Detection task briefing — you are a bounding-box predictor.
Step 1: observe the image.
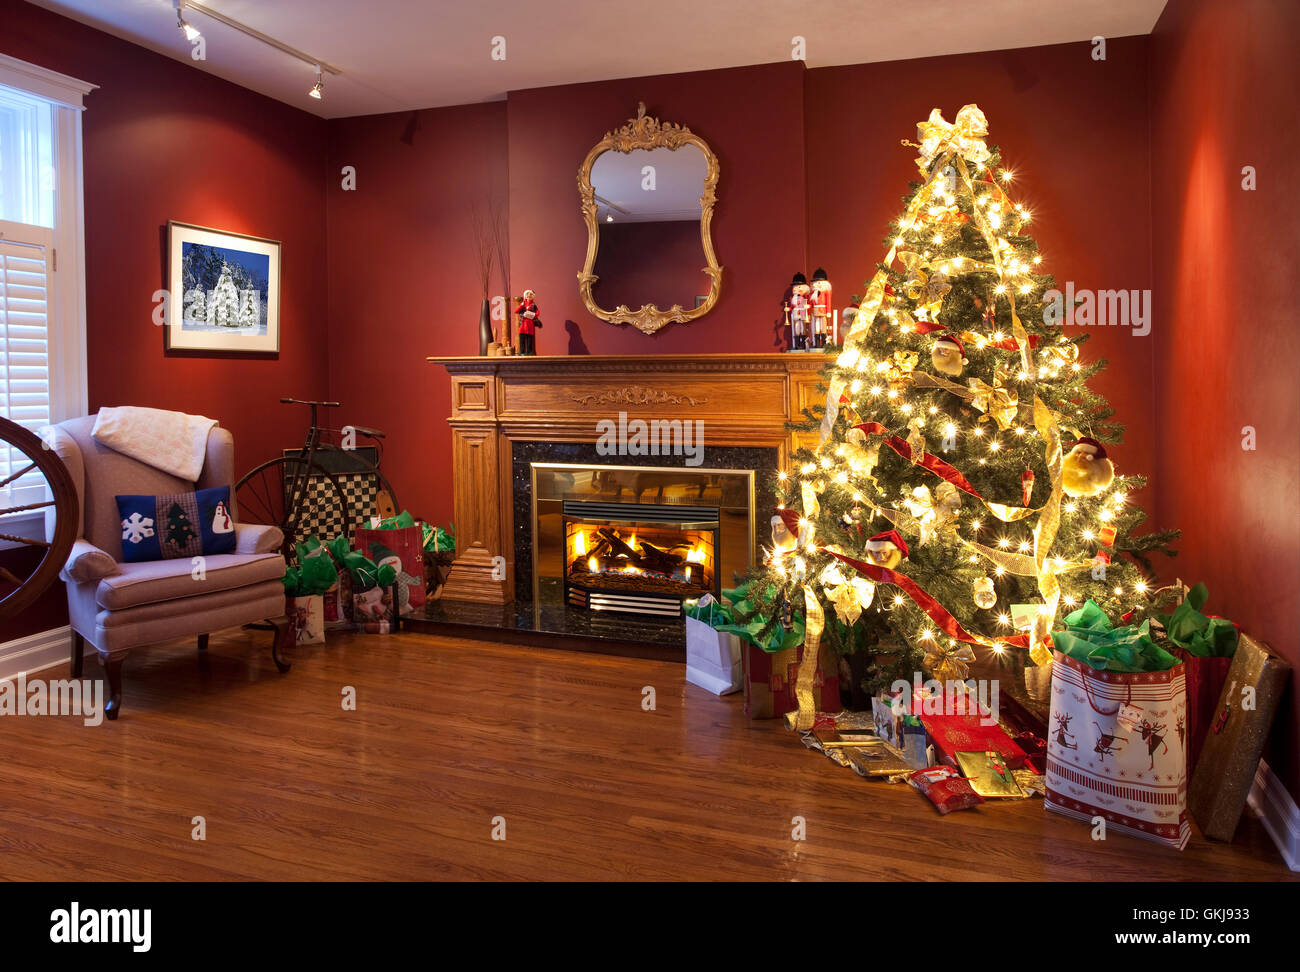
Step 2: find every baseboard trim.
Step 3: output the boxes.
[0,625,81,681]
[1248,759,1300,871]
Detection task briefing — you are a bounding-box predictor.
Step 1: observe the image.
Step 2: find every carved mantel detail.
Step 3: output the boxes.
[570,386,708,407]
[427,354,827,605]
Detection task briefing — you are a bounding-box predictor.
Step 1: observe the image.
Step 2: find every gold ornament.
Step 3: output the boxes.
[886,350,919,391]
[973,575,997,609]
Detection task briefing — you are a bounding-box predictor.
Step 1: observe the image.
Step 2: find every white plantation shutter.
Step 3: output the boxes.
[0,222,53,511]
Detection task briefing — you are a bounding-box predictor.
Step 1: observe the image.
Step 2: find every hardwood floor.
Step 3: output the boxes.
[0,627,1293,881]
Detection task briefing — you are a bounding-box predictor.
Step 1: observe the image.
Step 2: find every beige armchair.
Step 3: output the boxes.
[50,416,289,720]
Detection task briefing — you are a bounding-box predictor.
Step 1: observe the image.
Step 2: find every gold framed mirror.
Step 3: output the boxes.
[577,104,722,335]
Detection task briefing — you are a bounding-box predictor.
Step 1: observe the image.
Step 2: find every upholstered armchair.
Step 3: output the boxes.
[50,416,290,720]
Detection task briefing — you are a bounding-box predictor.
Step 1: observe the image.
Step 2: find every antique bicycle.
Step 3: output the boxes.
[234,398,400,555]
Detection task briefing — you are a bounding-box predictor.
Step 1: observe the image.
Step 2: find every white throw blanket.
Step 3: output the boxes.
[91,406,218,482]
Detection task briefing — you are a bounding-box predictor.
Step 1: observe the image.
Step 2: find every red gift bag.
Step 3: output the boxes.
[1171,647,1232,776]
[352,523,426,617]
[743,642,841,720]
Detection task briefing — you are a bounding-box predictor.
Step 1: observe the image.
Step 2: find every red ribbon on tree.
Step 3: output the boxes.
[828,548,1030,651]
[855,422,983,500]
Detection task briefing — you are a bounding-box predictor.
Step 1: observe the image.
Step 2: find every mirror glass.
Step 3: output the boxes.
[590,145,711,312]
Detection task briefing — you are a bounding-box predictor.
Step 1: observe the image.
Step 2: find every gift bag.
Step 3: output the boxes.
[287,594,325,645]
[1045,650,1189,850]
[352,585,394,634]
[685,595,743,696]
[353,514,426,618]
[743,642,841,720]
[1171,648,1231,776]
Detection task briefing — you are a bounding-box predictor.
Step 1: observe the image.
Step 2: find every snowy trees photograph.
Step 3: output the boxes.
[179,241,269,333]
[166,221,282,353]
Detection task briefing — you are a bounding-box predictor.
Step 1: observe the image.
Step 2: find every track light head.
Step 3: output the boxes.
[309,66,323,100]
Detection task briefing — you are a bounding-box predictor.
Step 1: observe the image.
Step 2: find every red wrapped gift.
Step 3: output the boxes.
[920,711,1027,769]
[1171,646,1232,776]
[744,642,841,720]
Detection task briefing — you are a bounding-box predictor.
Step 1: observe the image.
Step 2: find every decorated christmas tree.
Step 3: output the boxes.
[165,502,197,551]
[740,105,1178,716]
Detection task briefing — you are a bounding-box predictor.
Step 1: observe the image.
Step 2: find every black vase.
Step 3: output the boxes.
[478,299,492,355]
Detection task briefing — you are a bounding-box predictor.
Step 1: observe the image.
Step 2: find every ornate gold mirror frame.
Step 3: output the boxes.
[577,104,722,335]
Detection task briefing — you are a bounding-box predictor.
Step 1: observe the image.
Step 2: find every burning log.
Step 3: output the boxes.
[636,540,685,574]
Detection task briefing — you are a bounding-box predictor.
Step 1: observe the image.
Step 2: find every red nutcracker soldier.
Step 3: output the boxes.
[810,267,833,349]
[785,272,811,351]
[515,289,543,356]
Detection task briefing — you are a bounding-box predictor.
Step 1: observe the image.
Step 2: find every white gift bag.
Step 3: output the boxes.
[289,594,325,646]
[1045,650,1189,850]
[686,594,743,696]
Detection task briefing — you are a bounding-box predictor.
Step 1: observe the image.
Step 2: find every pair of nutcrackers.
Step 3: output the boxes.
[784,268,833,351]
[514,289,543,356]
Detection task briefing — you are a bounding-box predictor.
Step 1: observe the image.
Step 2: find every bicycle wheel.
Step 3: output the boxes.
[235,456,350,556]
[0,417,78,624]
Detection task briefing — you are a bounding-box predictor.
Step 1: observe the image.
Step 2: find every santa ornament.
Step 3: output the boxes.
[864,529,909,570]
[1062,436,1116,497]
[931,333,967,377]
[810,267,833,349]
[515,290,543,356]
[786,272,811,351]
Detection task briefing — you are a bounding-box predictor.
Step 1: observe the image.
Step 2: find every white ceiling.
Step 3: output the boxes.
[25,0,1169,119]
[593,146,707,221]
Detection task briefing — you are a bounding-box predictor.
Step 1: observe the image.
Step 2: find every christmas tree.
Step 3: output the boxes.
[165,502,197,551]
[210,264,241,328]
[741,105,1178,715]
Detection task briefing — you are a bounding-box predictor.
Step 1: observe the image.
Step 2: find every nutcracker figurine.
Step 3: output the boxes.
[786,272,811,351]
[515,289,543,356]
[810,267,832,349]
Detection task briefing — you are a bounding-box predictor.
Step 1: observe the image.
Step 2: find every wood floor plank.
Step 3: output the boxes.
[0,626,1293,881]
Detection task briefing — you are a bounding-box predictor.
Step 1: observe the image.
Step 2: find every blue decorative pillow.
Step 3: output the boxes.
[115,485,237,563]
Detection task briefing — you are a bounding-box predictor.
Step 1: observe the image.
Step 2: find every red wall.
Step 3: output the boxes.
[0,0,330,481]
[1149,0,1300,799]
[508,62,809,357]
[325,103,509,524]
[2,0,328,641]
[806,37,1157,491]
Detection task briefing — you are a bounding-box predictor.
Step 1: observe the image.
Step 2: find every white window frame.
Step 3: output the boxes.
[0,54,95,546]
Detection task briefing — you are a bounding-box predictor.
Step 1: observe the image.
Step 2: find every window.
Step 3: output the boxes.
[0,54,93,530]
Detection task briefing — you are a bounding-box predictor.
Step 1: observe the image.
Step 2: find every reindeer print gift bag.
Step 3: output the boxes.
[1045,650,1189,850]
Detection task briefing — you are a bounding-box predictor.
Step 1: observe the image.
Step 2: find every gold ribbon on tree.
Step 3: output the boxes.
[914,104,992,172]
[793,583,826,730]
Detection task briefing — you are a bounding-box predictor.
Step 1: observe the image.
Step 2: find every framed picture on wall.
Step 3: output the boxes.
[166,221,281,353]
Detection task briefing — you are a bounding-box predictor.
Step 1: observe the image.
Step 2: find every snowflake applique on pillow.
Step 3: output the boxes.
[121,512,155,544]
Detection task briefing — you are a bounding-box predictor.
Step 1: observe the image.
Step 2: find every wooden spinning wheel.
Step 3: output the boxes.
[0,416,77,624]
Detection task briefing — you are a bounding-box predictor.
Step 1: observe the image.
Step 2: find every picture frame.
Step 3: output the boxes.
[166,220,281,353]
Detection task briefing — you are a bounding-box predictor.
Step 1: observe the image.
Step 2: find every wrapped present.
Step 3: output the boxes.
[282,548,338,645]
[684,595,743,696]
[908,766,983,815]
[1045,648,1189,850]
[744,642,840,720]
[920,710,1027,769]
[1189,634,1290,841]
[955,750,1025,798]
[354,511,426,618]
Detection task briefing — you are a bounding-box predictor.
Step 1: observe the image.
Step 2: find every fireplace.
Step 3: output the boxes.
[532,463,753,618]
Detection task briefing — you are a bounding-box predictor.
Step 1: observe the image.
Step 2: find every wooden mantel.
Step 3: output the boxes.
[427,353,827,603]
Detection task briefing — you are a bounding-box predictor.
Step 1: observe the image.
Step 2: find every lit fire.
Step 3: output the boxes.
[573,530,588,558]
[685,544,707,564]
